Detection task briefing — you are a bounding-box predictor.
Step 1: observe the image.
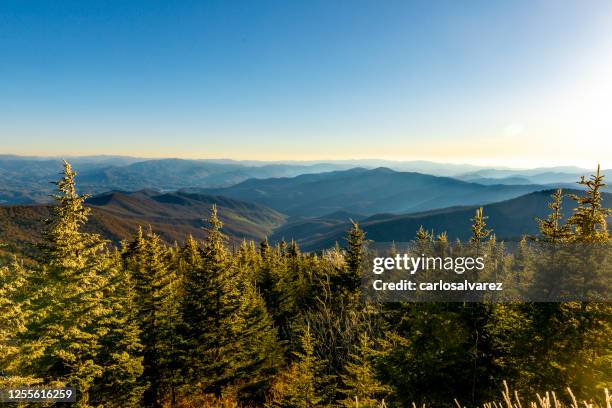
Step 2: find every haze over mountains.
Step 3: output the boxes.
[1,154,609,253]
[1,155,605,205]
[197,167,572,216]
[272,189,612,250]
[0,190,285,258]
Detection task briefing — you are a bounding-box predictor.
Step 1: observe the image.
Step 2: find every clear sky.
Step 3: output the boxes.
[1,0,611,167]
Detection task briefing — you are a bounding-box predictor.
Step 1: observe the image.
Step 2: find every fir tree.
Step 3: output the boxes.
[271,325,326,408]
[339,333,391,408]
[537,189,572,243]
[416,225,433,242]
[0,260,31,384]
[21,161,143,407]
[181,205,255,396]
[338,220,365,293]
[568,165,611,242]
[124,228,181,407]
[287,240,301,258]
[470,207,492,244]
[89,250,145,408]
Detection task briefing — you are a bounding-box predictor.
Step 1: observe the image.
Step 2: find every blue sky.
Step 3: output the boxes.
[1,0,611,167]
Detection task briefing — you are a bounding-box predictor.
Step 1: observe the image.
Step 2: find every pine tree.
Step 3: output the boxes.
[339,220,365,293]
[123,229,180,407]
[278,239,287,257]
[287,240,301,258]
[20,161,143,407]
[416,225,433,242]
[0,260,32,385]
[537,189,572,243]
[230,279,283,400]
[568,165,611,242]
[181,234,202,267]
[270,325,326,407]
[470,207,493,244]
[260,237,271,259]
[339,333,391,408]
[180,205,248,396]
[89,250,145,408]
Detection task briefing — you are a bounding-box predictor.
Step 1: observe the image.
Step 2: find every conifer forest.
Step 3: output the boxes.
[0,162,610,408]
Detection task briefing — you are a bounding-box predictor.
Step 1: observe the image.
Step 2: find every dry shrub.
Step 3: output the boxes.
[171,393,243,408]
[454,381,612,408]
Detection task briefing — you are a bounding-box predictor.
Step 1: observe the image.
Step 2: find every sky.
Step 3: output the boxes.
[1,0,611,167]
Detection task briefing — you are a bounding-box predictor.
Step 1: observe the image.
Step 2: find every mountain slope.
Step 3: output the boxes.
[198,167,550,217]
[0,156,352,204]
[0,190,286,258]
[457,167,610,186]
[272,189,612,251]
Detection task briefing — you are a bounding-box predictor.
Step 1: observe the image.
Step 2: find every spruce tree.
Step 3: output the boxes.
[123,228,180,407]
[339,333,391,408]
[339,220,365,294]
[181,205,248,395]
[271,325,326,407]
[470,207,492,244]
[568,165,611,242]
[537,189,572,243]
[0,260,32,385]
[287,240,301,258]
[231,279,283,400]
[89,250,145,408]
[20,161,143,407]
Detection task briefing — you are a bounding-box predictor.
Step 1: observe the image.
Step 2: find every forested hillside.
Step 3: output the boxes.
[0,156,349,204]
[275,189,612,250]
[198,167,553,216]
[0,190,284,260]
[0,162,610,407]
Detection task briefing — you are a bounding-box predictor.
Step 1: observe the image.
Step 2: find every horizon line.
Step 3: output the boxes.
[0,152,606,171]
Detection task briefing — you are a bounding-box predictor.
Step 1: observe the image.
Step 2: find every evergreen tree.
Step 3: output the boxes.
[182,205,280,398]
[338,220,365,293]
[339,333,391,408]
[124,228,181,407]
[568,165,611,242]
[20,161,143,407]
[287,240,301,258]
[0,260,32,384]
[269,325,326,407]
[470,207,492,244]
[416,225,433,242]
[537,189,572,243]
[89,250,145,408]
[230,279,283,400]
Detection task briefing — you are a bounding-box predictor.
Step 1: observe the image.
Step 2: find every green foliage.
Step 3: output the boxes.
[123,227,181,407]
[336,220,365,294]
[267,325,327,408]
[1,163,610,407]
[568,165,611,242]
[470,207,493,244]
[339,333,391,408]
[536,189,573,243]
[181,205,282,400]
[14,161,143,407]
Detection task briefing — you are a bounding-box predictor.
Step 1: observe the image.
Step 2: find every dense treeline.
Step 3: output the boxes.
[0,162,610,407]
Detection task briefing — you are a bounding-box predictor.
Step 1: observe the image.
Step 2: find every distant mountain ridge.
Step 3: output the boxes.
[0,190,285,258]
[196,167,554,216]
[457,167,610,186]
[1,154,606,205]
[271,189,612,251]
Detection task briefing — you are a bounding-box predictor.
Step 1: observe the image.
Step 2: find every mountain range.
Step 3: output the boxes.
[0,190,285,259]
[196,167,558,216]
[1,154,606,205]
[1,155,609,256]
[271,189,612,250]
